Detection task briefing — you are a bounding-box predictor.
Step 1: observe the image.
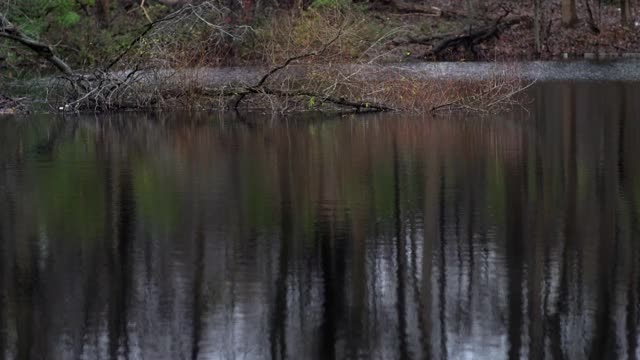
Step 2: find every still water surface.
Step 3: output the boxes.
[1,82,640,359]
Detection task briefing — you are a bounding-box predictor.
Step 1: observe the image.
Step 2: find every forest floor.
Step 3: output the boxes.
[369,0,640,62]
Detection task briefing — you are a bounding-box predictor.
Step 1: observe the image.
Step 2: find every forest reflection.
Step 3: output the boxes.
[1,82,640,359]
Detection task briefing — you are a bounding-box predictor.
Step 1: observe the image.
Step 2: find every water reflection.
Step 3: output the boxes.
[1,82,640,359]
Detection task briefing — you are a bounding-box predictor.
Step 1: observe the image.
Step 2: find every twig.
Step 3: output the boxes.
[233,25,345,110]
[140,0,152,23]
[104,8,185,71]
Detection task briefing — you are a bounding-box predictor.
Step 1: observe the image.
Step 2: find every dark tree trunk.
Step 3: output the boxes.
[562,0,578,27]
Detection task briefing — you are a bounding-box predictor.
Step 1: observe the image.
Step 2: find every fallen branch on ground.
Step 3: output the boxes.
[388,12,527,58]
[425,14,527,58]
[0,12,74,75]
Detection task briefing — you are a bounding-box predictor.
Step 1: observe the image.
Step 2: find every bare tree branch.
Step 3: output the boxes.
[0,12,74,75]
[233,26,345,110]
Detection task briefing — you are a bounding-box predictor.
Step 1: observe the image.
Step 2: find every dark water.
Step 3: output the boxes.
[1,82,640,359]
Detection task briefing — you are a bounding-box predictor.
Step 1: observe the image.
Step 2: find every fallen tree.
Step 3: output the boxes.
[1,3,531,114]
[390,11,528,59]
[427,15,527,58]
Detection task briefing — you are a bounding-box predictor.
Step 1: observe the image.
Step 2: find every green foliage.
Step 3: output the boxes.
[2,0,168,70]
[58,10,80,27]
[307,96,316,108]
[309,0,350,10]
[7,0,80,34]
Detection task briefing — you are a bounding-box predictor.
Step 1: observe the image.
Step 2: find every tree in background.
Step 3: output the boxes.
[562,0,578,26]
[621,0,631,26]
[533,0,543,54]
[96,0,109,26]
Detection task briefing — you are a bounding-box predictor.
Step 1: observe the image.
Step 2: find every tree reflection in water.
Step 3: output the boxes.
[0,82,639,359]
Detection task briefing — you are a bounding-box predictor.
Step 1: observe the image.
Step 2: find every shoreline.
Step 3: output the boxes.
[3,59,640,115]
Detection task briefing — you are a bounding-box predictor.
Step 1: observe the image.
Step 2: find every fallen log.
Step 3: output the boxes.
[425,15,527,59]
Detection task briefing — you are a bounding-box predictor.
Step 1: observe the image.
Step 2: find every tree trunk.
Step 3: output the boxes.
[466,0,475,31]
[621,0,631,26]
[561,0,578,27]
[534,0,542,54]
[96,0,110,26]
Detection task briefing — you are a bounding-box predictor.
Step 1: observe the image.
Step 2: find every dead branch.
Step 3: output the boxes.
[232,26,348,110]
[389,13,526,56]
[1,5,527,115]
[426,15,527,58]
[60,1,251,112]
[232,87,393,111]
[431,76,534,113]
[0,12,74,75]
[104,9,182,71]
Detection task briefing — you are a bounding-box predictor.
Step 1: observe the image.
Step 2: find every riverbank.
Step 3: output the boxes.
[7,58,640,115]
[1,62,530,114]
[2,0,638,115]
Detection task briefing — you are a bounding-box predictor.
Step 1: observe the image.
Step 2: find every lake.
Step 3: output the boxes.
[1,80,639,359]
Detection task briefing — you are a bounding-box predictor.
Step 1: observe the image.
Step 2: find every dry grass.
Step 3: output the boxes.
[246,6,410,65]
[240,64,531,113]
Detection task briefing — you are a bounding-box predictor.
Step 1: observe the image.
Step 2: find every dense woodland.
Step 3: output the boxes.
[1,0,638,73]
